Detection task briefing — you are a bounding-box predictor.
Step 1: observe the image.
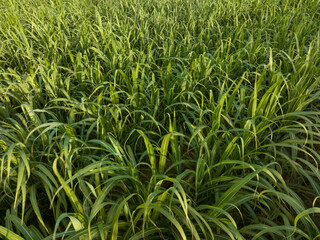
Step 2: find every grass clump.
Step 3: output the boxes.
[1,0,320,239]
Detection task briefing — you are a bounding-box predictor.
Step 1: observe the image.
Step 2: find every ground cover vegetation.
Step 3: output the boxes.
[0,0,320,239]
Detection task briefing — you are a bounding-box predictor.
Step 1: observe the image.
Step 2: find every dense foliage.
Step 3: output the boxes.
[1,0,320,239]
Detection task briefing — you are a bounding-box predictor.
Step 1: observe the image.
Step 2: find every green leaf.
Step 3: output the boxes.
[215,163,275,208]
[137,130,156,173]
[0,226,25,240]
